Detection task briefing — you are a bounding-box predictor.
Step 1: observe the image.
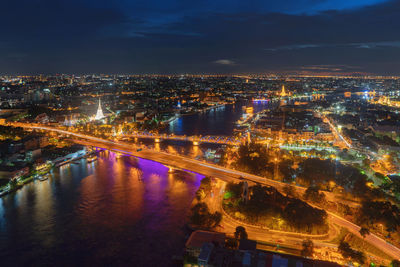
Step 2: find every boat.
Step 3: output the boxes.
[87,155,97,163]
[38,175,48,181]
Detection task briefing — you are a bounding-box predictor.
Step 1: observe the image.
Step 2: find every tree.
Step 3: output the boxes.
[195,188,206,201]
[200,176,212,193]
[235,142,271,174]
[234,226,248,240]
[338,240,365,265]
[279,159,296,182]
[190,202,222,229]
[297,158,335,186]
[282,184,296,197]
[359,227,370,251]
[190,202,210,226]
[303,186,326,204]
[358,200,400,234]
[210,212,222,228]
[337,203,352,217]
[225,182,243,199]
[359,227,370,238]
[301,239,314,257]
[391,259,400,267]
[283,199,327,233]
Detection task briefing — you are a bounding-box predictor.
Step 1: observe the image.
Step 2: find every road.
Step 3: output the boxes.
[322,115,351,148]
[11,123,400,260]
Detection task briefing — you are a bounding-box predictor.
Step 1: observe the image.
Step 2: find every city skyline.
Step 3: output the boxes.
[2,0,400,75]
[1,1,400,266]
[0,74,399,266]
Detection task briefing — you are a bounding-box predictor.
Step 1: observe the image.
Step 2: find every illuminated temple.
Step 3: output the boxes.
[95,98,105,120]
[280,85,288,97]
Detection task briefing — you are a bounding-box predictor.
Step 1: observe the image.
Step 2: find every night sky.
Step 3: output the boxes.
[2,0,400,75]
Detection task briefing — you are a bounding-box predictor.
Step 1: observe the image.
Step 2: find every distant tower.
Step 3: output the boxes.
[95,98,105,120]
[280,85,287,97]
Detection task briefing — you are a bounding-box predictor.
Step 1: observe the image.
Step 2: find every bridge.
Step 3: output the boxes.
[8,122,242,146]
[121,131,242,145]
[3,122,400,259]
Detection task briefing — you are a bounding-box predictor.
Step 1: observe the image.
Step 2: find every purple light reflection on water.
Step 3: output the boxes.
[137,156,170,176]
[0,149,204,266]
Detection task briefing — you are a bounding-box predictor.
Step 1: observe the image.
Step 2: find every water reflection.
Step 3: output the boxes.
[0,150,204,266]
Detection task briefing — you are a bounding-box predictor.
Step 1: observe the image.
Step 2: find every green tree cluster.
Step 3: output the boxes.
[234,226,248,240]
[190,202,222,229]
[303,186,326,204]
[195,177,212,201]
[234,143,272,175]
[298,158,382,199]
[357,200,400,234]
[338,240,365,265]
[225,184,328,233]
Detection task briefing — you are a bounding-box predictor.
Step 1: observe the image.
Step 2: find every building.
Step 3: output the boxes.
[185,230,341,267]
[95,98,105,120]
[63,113,80,126]
[185,230,226,258]
[0,165,29,180]
[198,242,214,266]
[34,113,49,124]
[22,135,48,150]
[280,85,288,97]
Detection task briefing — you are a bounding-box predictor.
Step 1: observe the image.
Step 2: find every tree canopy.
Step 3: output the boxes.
[234,226,248,240]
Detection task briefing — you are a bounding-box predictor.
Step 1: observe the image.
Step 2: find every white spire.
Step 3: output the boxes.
[280,85,287,97]
[95,98,105,120]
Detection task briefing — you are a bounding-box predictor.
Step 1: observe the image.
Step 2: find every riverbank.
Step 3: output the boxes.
[0,149,95,198]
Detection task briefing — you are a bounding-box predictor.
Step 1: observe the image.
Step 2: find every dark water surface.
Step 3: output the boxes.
[0,152,203,266]
[165,101,271,136]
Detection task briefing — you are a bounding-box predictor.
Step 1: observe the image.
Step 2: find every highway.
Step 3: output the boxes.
[11,123,400,260]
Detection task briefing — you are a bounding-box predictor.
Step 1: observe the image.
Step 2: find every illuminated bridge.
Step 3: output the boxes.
[6,122,242,146]
[121,131,242,145]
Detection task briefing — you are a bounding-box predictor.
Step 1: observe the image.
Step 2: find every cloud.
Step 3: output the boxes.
[265,41,400,51]
[352,41,400,49]
[300,64,361,72]
[213,59,236,66]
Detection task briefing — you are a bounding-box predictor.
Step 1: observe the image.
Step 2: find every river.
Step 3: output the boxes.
[0,101,271,266]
